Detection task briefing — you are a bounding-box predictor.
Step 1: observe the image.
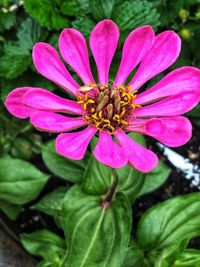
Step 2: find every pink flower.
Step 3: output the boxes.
[5,20,200,173]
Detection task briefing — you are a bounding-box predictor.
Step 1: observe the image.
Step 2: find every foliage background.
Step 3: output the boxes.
[0,0,200,266]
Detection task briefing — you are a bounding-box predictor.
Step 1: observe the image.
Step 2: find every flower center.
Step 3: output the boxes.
[77,83,141,133]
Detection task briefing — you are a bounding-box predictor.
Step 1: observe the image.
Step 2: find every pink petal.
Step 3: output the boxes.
[56,126,97,160]
[22,88,83,115]
[135,67,200,105]
[135,91,200,118]
[59,29,95,84]
[93,131,128,168]
[90,19,119,84]
[126,117,192,147]
[129,31,181,90]
[33,42,79,96]
[5,87,35,119]
[115,130,158,173]
[30,111,86,133]
[114,25,155,86]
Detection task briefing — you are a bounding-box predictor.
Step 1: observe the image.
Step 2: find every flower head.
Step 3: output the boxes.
[5,20,200,172]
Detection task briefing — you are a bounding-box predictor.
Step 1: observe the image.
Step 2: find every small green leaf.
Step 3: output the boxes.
[174,249,200,266]
[11,137,32,160]
[42,141,88,183]
[0,12,16,32]
[137,192,200,251]
[113,0,160,31]
[0,200,22,220]
[0,42,31,79]
[21,230,66,265]
[17,18,48,51]
[24,0,69,30]
[61,185,131,267]
[138,161,171,196]
[82,155,114,195]
[122,241,145,267]
[0,156,49,204]
[90,0,116,20]
[32,187,67,228]
[71,16,95,38]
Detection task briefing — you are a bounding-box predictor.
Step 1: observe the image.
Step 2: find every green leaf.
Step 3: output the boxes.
[32,187,67,228]
[117,165,145,203]
[61,185,131,267]
[137,192,200,251]
[174,249,200,266]
[42,141,88,183]
[113,0,160,31]
[138,161,171,196]
[0,12,16,32]
[21,229,66,265]
[71,16,95,38]
[11,137,32,160]
[0,199,22,220]
[0,42,31,79]
[61,0,90,16]
[0,156,49,204]
[17,18,48,51]
[24,0,69,30]
[90,0,116,20]
[82,155,114,195]
[122,241,145,267]
[37,260,53,267]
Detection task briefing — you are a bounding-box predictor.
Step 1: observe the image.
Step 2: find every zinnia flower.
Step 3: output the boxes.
[5,20,200,172]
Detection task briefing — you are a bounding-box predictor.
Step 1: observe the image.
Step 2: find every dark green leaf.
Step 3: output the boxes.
[61,0,90,16]
[42,141,88,183]
[24,0,69,30]
[17,18,48,51]
[137,193,200,251]
[21,229,66,265]
[37,260,53,267]
[174,249,200,266]
[113,0,160,31]
[82,155,114,195]
[0,156,49,204]
[71,16,95,38]
[32,187,67,228]
[117,165,145,203]
[138,161,171,196]
[90,0,116,20]
[0,199,22,220]
[61,185,131,267]
[11,137,32,160]
[0,42,31,79]
[122,241,145,267]
[0,12,16,32]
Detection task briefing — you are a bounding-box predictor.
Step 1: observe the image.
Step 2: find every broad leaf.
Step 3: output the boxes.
[0,156,49,204]
[82,155,113,195]
[32,186,67,228]
[61,185,131,267]
[24,0,69,30]
[174,249,200,266]
[138,161,171,196]
[0,12,16,32]
[61,0,90,16]
[42,141,88,183]
[71,16,95,38]
[21,230,66,265]
[122,241,145,267]
[0,200,22,220]
[137,193,200,251]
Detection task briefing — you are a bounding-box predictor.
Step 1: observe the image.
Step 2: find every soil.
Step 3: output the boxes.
[0,123,199,265]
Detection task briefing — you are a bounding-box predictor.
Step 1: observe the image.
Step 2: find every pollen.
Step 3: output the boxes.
[77,83,141,133]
